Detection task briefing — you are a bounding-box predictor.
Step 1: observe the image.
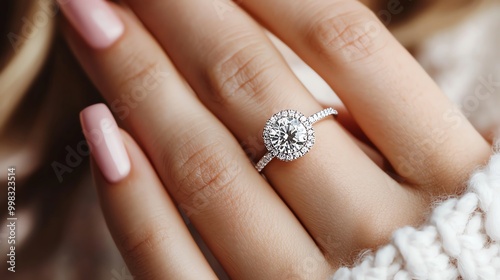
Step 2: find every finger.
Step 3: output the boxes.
[335,106,371,146]
[81,104,216,279]
[333,106,387,169]
[120,0,425,263]
[61,2,331,278]
[327,105,385,168]
[121,0,430,265]
[239,0,491,192]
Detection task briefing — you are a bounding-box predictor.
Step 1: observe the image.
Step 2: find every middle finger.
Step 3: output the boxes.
[123,0,424,262]
[62,4,330,278]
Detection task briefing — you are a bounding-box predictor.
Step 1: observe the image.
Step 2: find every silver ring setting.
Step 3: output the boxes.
[255,108,338,172]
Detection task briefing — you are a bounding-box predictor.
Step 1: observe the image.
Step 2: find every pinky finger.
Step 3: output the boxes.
[81,104,216,280]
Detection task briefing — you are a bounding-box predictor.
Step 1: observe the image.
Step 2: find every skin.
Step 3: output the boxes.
[62,0,491,279]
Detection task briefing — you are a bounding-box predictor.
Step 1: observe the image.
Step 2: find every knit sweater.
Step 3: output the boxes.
[332,143,500,279]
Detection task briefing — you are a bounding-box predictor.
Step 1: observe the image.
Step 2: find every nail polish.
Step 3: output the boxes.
[80,103,131,183]
[58,0,124,49]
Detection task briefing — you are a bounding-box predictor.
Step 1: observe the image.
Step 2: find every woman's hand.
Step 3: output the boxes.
[61,0,491,278]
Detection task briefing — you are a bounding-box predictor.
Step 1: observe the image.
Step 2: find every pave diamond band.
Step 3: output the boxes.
[255,108,338,172]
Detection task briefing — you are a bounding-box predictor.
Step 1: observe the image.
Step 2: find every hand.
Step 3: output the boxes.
[61,0,491,278]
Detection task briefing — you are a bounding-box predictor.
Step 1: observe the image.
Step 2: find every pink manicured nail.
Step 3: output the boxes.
[58,0,124,49]
[80,104,131,183]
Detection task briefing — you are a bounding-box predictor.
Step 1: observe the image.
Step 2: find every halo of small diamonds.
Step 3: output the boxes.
[255,107,337,172]
[263,110,315,162]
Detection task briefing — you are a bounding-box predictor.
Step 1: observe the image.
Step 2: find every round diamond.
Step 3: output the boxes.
[269,116,307,153]
[263,110,316,161]
[257,107,336,171]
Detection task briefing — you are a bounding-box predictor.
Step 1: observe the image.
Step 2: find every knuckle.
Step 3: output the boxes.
[164,126,242,206]
[116,217,173,262]
[115,50,165,93]
[206,41,279,106]
[307,4,386,63]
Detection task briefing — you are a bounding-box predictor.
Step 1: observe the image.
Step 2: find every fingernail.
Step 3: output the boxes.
[58,0,124,49]
[80,103,131,183]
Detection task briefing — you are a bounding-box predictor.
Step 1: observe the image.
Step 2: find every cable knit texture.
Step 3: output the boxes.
[332,143,500,279]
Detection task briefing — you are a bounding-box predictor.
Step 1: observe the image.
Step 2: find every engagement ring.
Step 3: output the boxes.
[255,108,338,172]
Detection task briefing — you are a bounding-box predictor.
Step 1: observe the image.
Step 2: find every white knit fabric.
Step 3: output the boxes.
[332,144,500,279]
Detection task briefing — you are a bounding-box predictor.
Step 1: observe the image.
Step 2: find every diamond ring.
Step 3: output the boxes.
[255,108,338,172]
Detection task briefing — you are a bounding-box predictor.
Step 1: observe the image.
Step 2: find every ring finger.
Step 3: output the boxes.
[239,0,491,192]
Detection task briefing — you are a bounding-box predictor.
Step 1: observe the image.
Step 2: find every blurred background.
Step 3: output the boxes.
[0,0,499,279]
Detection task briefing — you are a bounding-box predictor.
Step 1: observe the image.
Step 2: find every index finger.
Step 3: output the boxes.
[81,104,217,279]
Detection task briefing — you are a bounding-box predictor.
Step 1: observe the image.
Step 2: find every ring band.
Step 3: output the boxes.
[255,108,338,172]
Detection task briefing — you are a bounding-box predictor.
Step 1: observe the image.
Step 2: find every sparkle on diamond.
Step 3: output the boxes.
[268,117,307,154]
